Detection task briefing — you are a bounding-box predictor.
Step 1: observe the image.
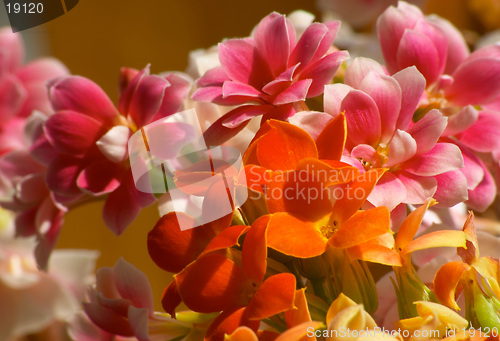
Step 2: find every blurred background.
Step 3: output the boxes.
[2,0,499,309]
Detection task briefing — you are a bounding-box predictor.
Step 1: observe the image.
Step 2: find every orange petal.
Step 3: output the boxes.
[395,198,436,251]
[239,165,269,193]
[329,206,391,249]
[285,289,312,328]
[316,112,347,161]
[147,212,214,273]
[246,273,296,320]
[267,213,327,258]
[457,212,479,265]
[161,280,181,318]
[242,216,269,283]
[296,158,359,187]
[255,120,318,171]
[473,256,500,299]
[433,261,470,310]
[205,308,260,341]
[330,168,386,226]
[401,230,466,256]
[201,225,249,257]
[175,253,248,313]
[347,237,402,267]
[267,169,333,221]
[226,327,259,341]
[201,176,235,226]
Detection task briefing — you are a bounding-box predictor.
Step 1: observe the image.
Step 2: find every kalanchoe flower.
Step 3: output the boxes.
[37,66,191,235]
[434,213,500,330]
[192,12,349,145]
[0,112,66,269]
[0,27,69,156]
[323,57,467,216]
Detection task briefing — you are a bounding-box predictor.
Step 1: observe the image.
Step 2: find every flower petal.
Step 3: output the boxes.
[392,66,426,131]
[316,112,346,160]
[407,109,447,154]
[433,261,469,310]
[113,258,154,313]
[402,143,463,177]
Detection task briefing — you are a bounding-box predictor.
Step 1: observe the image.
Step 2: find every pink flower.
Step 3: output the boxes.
[0,113,66,269]
[0,27,68,156]
[192,12,349,145]
[323,58,467,215]
[38,67,191,235]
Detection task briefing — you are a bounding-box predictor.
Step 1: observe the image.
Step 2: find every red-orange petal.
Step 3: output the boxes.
[316,112,347,161]
[201,225,249,257]
[266,213,327,258]
[242,216,269,283]
[330,168,386,226]
[347,242,401,266]
[255,120,318,171]
[285,289,312,328]
[161,280,181,318]
[147,212,214,273]
[296,158,359,187]
[433,261,470,310]
[175,253,248,313]
[246,273,296,320]
[205,308,260,341]
[329,206,391,249]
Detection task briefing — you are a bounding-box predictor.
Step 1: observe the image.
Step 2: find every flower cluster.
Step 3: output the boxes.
[2,2,500,341]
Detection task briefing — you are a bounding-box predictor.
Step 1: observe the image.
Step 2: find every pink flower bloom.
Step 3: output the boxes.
[323,58,467,214]
[0,27,68,156]
[0,113,66,269]
[38,67,191,235]
[192,12,349,145]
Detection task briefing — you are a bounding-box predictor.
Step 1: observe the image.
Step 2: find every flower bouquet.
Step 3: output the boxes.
[1,1,500,340]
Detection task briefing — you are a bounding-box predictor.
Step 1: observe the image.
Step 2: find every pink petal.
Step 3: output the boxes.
[49,76,119,123]
[288,111,333,140]
[460,111,500,152]
[442,105,478,136]
[77,160,124,195]
[466,162,496,212]
[403,142,464,176]
[457,142,485,190]
[341,89,381,146]
[427,16,469,74]
[191,85,257,106]
[16,174,46,203]
[34,196,65,270]
[196,67,229,87]
[392,66,426,131]
[351,144,379,166]
[261,64,300,95]
[223,81,261,98]
[412,19,448,76]
[46,156,84,198]
[385,130,417,167]
[445,57,500,106]
[0,28,24,74]
[359,72,402,142]
[254,14,294,76]
[367,172,406,211]
[289,23,328,69]
[103,173,156,235]
[127,307,150,341]
[313,21,340,61]
[298,50,349,97]
[396,30,442,85]
[126,74,170,128]
[433,170,468,207]
[219,38,272,89]
[466,43,500,61]
[377,3,423,74]
[0,150,44,178]
[113,258,154,314]
[202,107,255,146]
[16,58,69,83]
[222,104,273,129]
[261,104,295,122]
[45,111,104,156]
[396,171,437,204]
[344,57,386,89]
[407,109,447,154]
[0,75,26,121]
[157,72,192,118]
[324,83,351,116]
[272,79,312,105]
[82,303,134,337]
